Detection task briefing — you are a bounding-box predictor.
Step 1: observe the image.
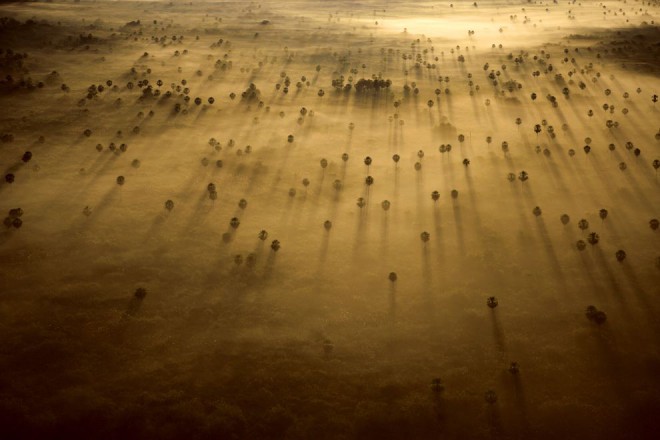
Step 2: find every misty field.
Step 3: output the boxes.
[0,1,659,439]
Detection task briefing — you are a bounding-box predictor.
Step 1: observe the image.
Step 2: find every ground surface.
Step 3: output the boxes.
[0,1,659,439]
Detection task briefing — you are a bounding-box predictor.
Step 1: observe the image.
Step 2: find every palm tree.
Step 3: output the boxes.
[392,154,400,165]
[587,232,599,246]
[258,230,268,240]
[381,200,391,211]
[234,254,243,266]
[5,173,15,184]
[619,162,627,171]
[364,156,372,170]
[83,206,92,216]
[208,183,216,193]
[451,189,459,199]
[288,188,296,197]
[431,191,440,201]
[116,176,125,186]
[271,240,281,251]
[487,296,498,308]
[518,171,528,183]
[507,173,516,182]
[652,159,659,176]
[341,153,349,162]
[365,176,374,186]
[615,250,626,262]
[463,158,470,167]
[560,214,570,225]
[238,199,248,209]
[324,220,332,230]
[533,206,542,217]
[320,158,328,169]
[165,200,174,211]
[356,197,366,208]
[420,231,430,242]
[287,134,294,143]
[650,219,659,230]
[302,178,310,187]
[576,240,587,251]
[388,272,398,282]
[599,209,608,221]
[230,217,240,229]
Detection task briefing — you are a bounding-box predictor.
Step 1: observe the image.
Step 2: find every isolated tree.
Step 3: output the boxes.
[615,250,626,262]
[258,230,269,240]
[165,200,174,211]
[388,272,397,282]
[652,159,660,175]
[578,219,589,232]
[533,206,542,217]
[619,162,627,171]
[487,296,498,308]
[271,240,281,251]
[341,153,349,162]
[238,199,248,209]
[134,287,147,300]
[431,378,445,394]
[364,156,372,168]
[463,158,470,167]
[420,231,430,242]
[576,240,587,251]
[381,200,391,211]
[392,154,400,165]
[208,183,216,193]
[501,141,509,154]
[116,175,125,186]
[650,219,659,231]
[485,390,498,404]
[287,135,294,143]
[320,158,328,169]
[518,170,528,183]
[507,173,516,182]
[365,176,374,186]
[230,217,240,229]
[288,188,296,197]
[509,362,520,375]
[451,189,459,199]
[83,206,92,217]
[599,209,608,221]
[5,173,15,183]
[21,151,32,163]
[560,214,570,225]
[356,197,366,208]
[417,150,425,160]
[587,232,599,246]
[431,191,440,201]
[323,340,333,356]
[324,220,332,230]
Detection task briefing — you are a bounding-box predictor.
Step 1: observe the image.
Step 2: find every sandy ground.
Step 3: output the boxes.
[0,1,659,439]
